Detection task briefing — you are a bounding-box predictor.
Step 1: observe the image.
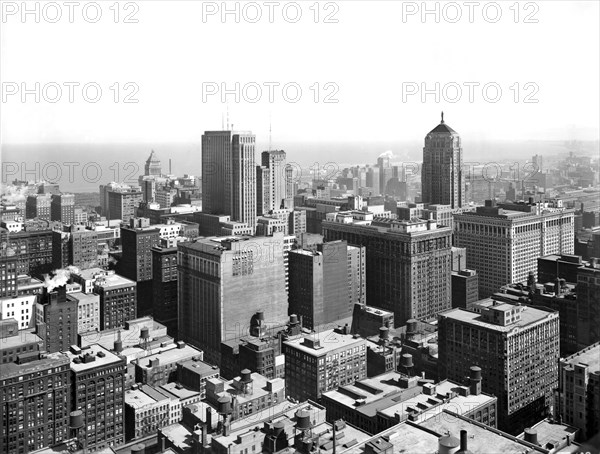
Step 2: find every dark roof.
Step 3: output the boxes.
[429,122,457,134]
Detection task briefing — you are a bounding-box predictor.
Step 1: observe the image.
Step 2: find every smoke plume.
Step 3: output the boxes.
[44,266,80,292]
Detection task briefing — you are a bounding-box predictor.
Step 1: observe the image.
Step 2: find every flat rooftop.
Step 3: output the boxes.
[562,342,600,371]
[178,357,219,376]
[65,344,124,372]
[0,330,43,350]
[419,410,549,453]
[441,302,556,332]
[339,421,439,454]
[135,344,202,369]
[0,352,69,379]
[212,372,285,405]
[283,329,366,356]
[518,418,579,452]
[94,273,135,288]
[160,382,201,401]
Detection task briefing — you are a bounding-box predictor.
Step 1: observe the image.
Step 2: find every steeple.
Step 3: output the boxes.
[441,111,444,124]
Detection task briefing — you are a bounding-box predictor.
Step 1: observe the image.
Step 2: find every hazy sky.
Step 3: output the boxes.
[1,1,599,145]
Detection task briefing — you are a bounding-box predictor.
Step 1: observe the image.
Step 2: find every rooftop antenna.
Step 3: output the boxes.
[222,112,224,130]
[226,105,230,130]
[441,111,445,124]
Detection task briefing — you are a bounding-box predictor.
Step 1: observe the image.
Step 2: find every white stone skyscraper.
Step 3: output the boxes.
[422,112,465,208]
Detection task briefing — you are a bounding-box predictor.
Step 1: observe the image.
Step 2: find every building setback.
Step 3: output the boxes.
[438,300,560,435]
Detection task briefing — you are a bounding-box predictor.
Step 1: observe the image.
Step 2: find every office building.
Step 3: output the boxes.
[35,286,78,353]
[421,113,465,208]
[322,370,497,435]
[202,130,257,231]
[177,357,220,398]
[178,233,288,364]
[451,269,479,309]
[68,291,100,334]
[145,150,162,176]
[205,370,286,421]
[558,342,600,442]
[455,199,575,296]
[106,188,143,222]
[575,261,600,350]
[1,227,53,278]
[65,344,126,451]
[288,241,352,330]
[537,254,586,284]
[152,238,179,337]
[439,300,560,434]
[25,194,51,220]
[50,193,75,225]
[283,326,368,402]
[323,213,452,325]
[262,150,289,212]
[0,319,43,363]
[133,341,203,387]
[52,225,99,269]
[124,384,172,441]
[0,352,71,454]
[0,293,37,329]
[93,272,137,329]
[256,165,270,216]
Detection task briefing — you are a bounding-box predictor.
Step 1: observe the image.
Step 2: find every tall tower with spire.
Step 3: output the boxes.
[144,150,162,176]
[422,112,465,208]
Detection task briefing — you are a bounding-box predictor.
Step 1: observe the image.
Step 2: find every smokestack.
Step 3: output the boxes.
[460,430,468,452]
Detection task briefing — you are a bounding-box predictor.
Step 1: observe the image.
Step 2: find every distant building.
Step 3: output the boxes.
[106,188,143,222]
[421,113,465,209]
[25,194,51,220]
[50,193,75,225]
[283,327,367,402]
[52,225,99,269]
[439,300,560,434]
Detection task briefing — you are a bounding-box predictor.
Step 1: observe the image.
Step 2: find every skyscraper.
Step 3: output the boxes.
[231,133,257,230]
[202,131,257,232]
[262,150,288,211]
[455,199,575,297]
[288,241,351,330]
[178,233,288,364]
[422,112,465,208]
[50,193,75,225]
[202,130,232,216]
[439,300,560,435]
[145,149,162,176]
[323,213,452,325]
